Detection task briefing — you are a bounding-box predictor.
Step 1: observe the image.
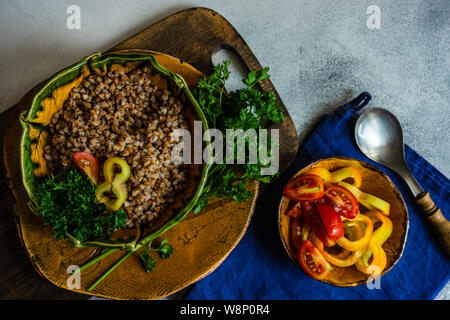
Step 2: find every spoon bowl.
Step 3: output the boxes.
[355,108,404,170]
[355,108,450,256]
[355,108,422,196]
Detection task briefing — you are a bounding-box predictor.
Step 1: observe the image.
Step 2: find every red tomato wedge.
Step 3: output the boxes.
[323,184,359,219]
[315,204,344,240]
[286,202,302,218]
[73,152,100,186]
[302,201,336,247]
[291,218,302,250]
[298,240,332,280]
[283,174,325,201]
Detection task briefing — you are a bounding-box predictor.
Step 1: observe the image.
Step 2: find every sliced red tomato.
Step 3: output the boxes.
[298,240,332,280]
[73,152,100,186]
[283,174,324,201]
[286,202,302,218]
[290,218,302,250]
[315,204,344,240]
[302,201,336,247]
[323,184,359,219]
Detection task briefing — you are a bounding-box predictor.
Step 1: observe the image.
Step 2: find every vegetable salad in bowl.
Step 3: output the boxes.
[278,157,408,286]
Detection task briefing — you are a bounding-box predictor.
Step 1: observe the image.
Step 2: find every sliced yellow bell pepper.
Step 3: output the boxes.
[356,210,392,274]
[329,167,362,188]
[96,157,131,211]
[336,213,373,251]
[356,238,387,275]
[338,182,390,216]
[311,223,364,267]
[306,166,362,188]
[365,210,393,245]
[306,167,332,182]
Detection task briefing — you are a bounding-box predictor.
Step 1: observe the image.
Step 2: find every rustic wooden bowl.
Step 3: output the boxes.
[19,50,212,250]
[8,49,259,299]
[278,157,409,287]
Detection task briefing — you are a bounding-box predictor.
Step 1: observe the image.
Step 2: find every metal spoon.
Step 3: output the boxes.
[355,107,450,256]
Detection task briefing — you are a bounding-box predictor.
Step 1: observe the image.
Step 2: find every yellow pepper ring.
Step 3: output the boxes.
[309,224,363,268]
[332,223,364,259]
[329,167,362,188]
[365,210,393,245]
[103,157,131,183]
[306,166,362,188]
[336,213,373,251]
[95,181,128,211]
[338,181,390,216]
[322,247,363,268]
[96,157,131,211]
[357,210,392,272]
[322,244,364,268]
[356,238,387,275]
[305,167,331,182]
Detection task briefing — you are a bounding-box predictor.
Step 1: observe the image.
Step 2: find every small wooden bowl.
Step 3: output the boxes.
[278,157,409,287]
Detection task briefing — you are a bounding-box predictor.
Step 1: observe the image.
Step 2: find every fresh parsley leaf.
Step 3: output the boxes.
[193,197,208,214]
[140,250,157,272]
[139,238,174,272]
[156,239,174,259]
[243,67,270,87]
[37,166,128,242]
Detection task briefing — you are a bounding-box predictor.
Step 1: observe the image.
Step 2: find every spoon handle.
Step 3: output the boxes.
[416,192,450,256]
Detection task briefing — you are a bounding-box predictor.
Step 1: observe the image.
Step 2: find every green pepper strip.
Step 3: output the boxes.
[95,157,131,211]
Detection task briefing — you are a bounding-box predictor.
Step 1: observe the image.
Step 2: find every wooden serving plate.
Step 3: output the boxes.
[278,157,408,287]
[1,8,298,299]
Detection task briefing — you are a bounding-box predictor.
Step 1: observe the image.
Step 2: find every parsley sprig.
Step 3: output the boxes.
[192,61,284,213]
[37,166,128,242]
[140,238,174,272]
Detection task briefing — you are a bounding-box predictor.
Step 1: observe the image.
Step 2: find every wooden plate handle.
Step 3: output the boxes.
[417,192,450,256]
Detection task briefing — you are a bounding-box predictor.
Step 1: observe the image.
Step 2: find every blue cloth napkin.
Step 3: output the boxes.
[186,92,450,300]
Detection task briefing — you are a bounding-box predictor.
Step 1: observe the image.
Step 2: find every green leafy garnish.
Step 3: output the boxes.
[192,61,284,213]
[156,239,174,259]
[37,166,128,242]
[140,238,174,272]
[140,250,157,272]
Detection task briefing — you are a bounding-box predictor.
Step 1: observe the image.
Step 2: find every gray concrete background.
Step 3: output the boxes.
[0,0,448,299]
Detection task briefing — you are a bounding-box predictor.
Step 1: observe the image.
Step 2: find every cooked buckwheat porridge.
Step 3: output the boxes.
[44,66,189,228]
